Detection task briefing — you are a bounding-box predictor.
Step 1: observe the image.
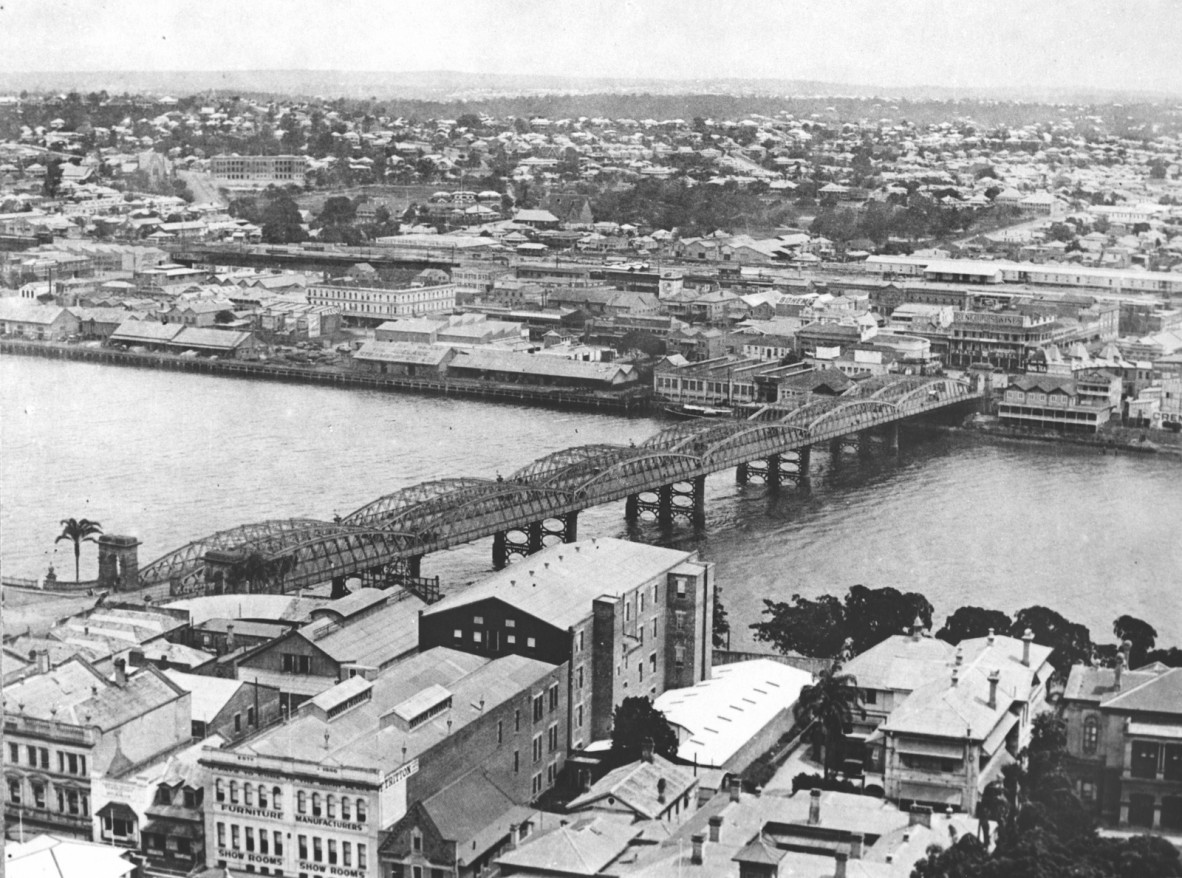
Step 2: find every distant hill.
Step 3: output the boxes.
[1,69,1177,105]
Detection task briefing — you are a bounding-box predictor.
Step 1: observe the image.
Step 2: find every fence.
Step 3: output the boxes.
[712,648,834,677]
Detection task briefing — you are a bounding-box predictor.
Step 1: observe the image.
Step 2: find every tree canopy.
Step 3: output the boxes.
[609,696,678,766]
[937,607,1014,645]
[751,585,934,658]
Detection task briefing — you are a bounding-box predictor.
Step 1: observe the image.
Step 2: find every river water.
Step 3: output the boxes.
[3,356,1180,649]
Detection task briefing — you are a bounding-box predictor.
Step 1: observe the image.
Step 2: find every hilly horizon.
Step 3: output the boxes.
[1,69,1178,105]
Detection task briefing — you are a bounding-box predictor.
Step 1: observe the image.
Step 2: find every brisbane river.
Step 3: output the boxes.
[3,356,1181,649]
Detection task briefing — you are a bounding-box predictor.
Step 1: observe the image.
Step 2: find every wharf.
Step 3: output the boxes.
[0,339,653,415]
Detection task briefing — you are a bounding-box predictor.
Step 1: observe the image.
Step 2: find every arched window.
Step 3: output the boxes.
[257,785,267,809]
[341,797,351,821]
[244,783,253,806]
[312,792,322,817]
[215,779,225,802]
[297,790,306,814]
[1084,716,1100,754]
[326,794,336,818]
[230,780,239,804]
[272,786,283,812]
[356,798,367,822]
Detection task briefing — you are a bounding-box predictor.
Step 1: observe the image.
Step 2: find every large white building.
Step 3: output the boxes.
[306,282,457,323]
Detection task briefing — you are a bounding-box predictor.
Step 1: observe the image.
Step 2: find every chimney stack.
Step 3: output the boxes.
[729,776,741,803]
[1115,642,1130,690]
[834,851,849,878]
[987,669,1000,709]
[34,649,50,675]
[1021,628,1033,667]
[808,788,822,826]
[987,628,995,646]
[909,805,932,828]
[708,815,723,843]
[849,834,863,860]
[114,657,127,686]
[506,824,518,851]
[955,647,963,666]
[641,737,654,763]
[226,623,236,652]
[690,833,705,865]
[951,668,959,687]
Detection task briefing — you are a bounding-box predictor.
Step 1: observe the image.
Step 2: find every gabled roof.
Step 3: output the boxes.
[1100,667,1182,715]
[567,754,697,820]
[495,813,640,876]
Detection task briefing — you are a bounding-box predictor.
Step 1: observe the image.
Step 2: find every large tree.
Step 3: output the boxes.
[937,607,1014,645]
[55,517,103,585]
[609,696,678,766]
[1113,615,1157,669]
[1010,606,1093,677]
[793,661,864,778]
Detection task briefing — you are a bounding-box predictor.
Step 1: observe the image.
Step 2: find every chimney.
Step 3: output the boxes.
[506,824,518,851]
[909,805,932,828]
[955,647,963,666]
[808,788,822,826]
[987,670,1000,709]
[834,850,849,878]
[641,737,654,763]
[987,627,996,646]
[729,776,741,803]
[708,815,723,843]
[34,649,50,675]
[951,668,959,687]
[657,777,667,804]
[849,834,863,860]
[1114,642,1130,690]
[690,833,704,866]
[226,623,236,652]
[114,657,127,686]
[1022,628,1033,667]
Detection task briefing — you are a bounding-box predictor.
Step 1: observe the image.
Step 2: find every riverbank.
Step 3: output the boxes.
[0,338,653,415]
[964,414,1182,457]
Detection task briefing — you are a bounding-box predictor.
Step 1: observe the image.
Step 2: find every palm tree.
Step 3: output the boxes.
[55,518,103,585]
[794,660,865,778]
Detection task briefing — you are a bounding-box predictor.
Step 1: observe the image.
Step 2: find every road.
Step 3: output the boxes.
[178,169,227,207]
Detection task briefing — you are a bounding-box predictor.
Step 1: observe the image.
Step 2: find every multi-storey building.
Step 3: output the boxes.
[1062,660,1182,831]
[210,154,307,183]
[201,647,567,878]
[947,308,1058,371]
[307,282,456,325]
[997,370,1122,433]
[2,658,191,838]
[418,538,713,750]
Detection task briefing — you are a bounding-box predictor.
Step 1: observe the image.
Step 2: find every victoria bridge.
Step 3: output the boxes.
[132,375,981,601]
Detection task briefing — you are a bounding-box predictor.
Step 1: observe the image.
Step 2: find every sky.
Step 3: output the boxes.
[1,0,1179,96]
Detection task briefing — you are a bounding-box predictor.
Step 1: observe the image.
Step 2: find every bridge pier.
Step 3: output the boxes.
[766,454,781,489]
[736,462,749,485]
[625,494,640,522]
[885,422,900,453]
[658,484,675,528]
[493,531,508,570]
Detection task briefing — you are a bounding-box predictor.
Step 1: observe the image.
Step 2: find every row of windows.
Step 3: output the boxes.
[6,778,87,815]
[216,822,284,856]
[6,744,85,775]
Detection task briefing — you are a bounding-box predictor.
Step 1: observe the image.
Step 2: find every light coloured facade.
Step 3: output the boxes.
[210,154,307,183]
[307,283,457,323]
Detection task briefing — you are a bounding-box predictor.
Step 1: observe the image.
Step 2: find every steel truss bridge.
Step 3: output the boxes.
[137,376,980,598]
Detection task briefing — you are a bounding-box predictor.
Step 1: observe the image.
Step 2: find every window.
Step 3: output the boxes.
[498,721,504,744]
[576,666,584,689]
[258,785,268,809]
[343,841,352,867]
[260,829,269,854]
[532,773,542,796]
[862,689,878,706]
[231,825,240,850]
[246,827,255,852]
[234,713,242,733]
[453,629,462,640]
[216,779,225,802]
[1166,745,1182,782]
[576,704,584,728]
[312,792,322,817]
[1131,742,1160,779]
[217,823,225,848]
[514,750,520,773]
[273,831,283,856]
[674,645,686,667]
[273,787,283,812]
[1083,716,1099,754]
[473,616,483,625]
[649,652,657,674]
[39,748,48,770]
[282,654,311,674]
[32,782,45,809]
[313,837,323,863]
[7,779,20,804]
[356,798,367,822]
[548,723,559,753]
[515,709,521,732]
[412,832,422,852]
[533,694,544,723]
[298,835,308,860]
[652,619,658,639]
[7,743,17,763]
[577,630,584,652]
[328,840,337,865]
[244,783,253,806]
[676,578,687,598]
[358,844,367,870]
[505,619,515,629]
[675,610,687,630]
[533,734,543,764]
[547,761,557,786]
[527,637,536,649]
[230,780,239,804]
[297,790,307,814]
[639,592,645,613]
[548,683,560,713]
[327,794,336,818]
[248,706,256,726]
